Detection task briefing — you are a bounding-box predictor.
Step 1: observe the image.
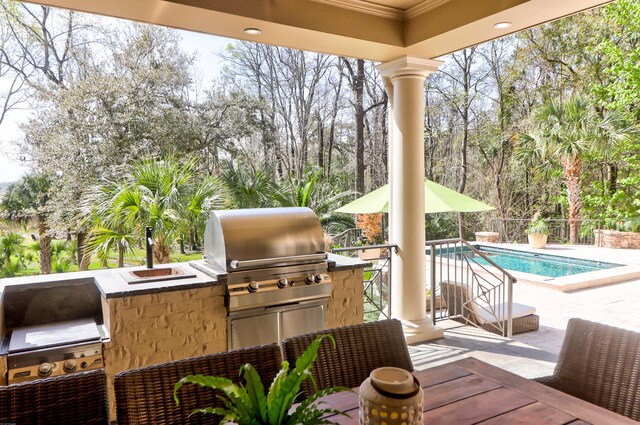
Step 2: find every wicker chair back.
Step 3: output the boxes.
[114,343,282,424]
[0,369,109,425]
[535,318,640,421]
[282,319,413,398]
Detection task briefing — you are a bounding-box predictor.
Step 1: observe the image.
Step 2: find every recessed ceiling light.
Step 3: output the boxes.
[244,28,262,35]
[493,22,512,30]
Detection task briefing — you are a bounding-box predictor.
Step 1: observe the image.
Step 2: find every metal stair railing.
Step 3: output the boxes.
[427,238,517,338]
[331,244,396,322]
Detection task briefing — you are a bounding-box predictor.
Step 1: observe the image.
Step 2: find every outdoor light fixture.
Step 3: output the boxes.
[244,28,262,35]
[493,22,512,29]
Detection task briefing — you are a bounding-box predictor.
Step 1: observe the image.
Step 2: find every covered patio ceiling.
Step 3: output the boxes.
[25,0,612,61]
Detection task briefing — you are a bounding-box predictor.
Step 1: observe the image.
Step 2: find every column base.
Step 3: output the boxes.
[399,317,444,344]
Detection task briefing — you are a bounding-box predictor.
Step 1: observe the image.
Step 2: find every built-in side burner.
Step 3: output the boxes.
[2,277,107,385]
[7,318,104,384]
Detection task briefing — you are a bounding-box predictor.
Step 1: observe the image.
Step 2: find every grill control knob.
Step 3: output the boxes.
[305,275,315,285]
[38,362,53,377]
[247,282,259,293]
[63,359,77,373]
[314,274,323,283]
[277,278,288,288]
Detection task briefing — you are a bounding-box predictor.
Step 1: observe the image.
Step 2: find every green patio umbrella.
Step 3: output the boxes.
[335,178,494,214]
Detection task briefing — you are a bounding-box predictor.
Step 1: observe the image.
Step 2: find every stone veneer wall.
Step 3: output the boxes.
[594,229,640,249]
[326,268,365,328]
[0,356,6,387]
[103,285,227,418]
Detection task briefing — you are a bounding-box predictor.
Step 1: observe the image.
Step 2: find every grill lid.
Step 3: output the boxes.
[204,207,326,273]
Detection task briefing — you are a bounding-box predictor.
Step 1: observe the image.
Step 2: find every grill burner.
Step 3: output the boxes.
[7,319,103,384]
[2,278,106,384]
[195,207,333,349]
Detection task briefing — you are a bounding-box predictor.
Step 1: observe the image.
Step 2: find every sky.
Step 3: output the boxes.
[0,20,232,183]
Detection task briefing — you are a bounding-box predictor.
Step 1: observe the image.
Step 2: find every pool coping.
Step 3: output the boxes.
[472,243,640,292]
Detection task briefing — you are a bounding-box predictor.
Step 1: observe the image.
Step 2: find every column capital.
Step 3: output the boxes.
[377,56,443,79]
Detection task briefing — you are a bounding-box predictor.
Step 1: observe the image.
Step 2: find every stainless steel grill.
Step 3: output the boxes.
[2,278,106,384]
[193,207,333,350]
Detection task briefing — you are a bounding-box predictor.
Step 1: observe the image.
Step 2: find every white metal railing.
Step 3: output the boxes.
[331,244,396,322]
[332,238,516,337]
[427,238,516,337]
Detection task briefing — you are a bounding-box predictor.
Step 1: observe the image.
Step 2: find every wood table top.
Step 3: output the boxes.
[319,357,637,424]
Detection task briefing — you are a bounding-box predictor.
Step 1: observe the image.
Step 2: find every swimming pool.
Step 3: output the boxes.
[473,246,622,278]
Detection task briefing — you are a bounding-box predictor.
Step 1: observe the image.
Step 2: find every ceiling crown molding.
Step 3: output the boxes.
[310,0,404,20]
[311,0,453,20]
[404,0,451,19]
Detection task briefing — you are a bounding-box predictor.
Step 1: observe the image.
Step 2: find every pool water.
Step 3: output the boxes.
[473,246,621,278]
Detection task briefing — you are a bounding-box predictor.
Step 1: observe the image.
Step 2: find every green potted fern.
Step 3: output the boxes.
[526,214,549,249]
[174,335,348,424]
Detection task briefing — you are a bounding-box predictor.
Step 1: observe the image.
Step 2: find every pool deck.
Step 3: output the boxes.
[476,242,640,291]
[410,243,640,379]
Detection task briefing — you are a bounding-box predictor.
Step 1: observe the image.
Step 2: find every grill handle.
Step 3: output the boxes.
[229,253,327,270]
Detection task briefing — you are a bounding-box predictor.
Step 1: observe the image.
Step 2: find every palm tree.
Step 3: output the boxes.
[525,95,593,244]
[221,162,276,208]
[174,178,226,252]
[525,95,636,244]
[273,170,355,233]
[0,232,25,277]
[81,181,139,268]
[0,173,53,274]
[84,157,225,266]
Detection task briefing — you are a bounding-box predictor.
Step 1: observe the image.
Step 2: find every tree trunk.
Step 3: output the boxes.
[355,59,365,193]
[607,163,618,194]
[38,218,52,274]
[565,160,582,244]
[76,231,91,271]
[118,244,124,268]
[154,235,172,264]
[317,110,324,169]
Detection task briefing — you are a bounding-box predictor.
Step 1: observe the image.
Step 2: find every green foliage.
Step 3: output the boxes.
[594,0,640,112]
[526,216,550,235]
[0,232,26,277]
[83,156,226,266]
[50,240,75,273]
[173,335,348,425]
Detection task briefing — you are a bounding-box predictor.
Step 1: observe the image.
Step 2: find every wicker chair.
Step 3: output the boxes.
[281,319,413,398]
[0,369,109,425]
[440,280,539,335]
[534,318,640,421]
[114,343,282,425]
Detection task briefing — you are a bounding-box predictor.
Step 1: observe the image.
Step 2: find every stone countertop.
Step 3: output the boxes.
[97,262,223,299]
[0,262,223,300]
[0,254,369,300]
[328,253,372,271]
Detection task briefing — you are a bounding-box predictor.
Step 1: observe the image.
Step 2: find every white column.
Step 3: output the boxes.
[378,57,443,343]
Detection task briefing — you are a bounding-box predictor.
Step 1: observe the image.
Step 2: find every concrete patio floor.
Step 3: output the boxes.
[409,244,640,378]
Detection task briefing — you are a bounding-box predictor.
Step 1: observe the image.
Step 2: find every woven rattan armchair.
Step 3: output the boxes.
[534,318,640,421]
[281,319,413,398]
[0,369,109,425]
[440,280,539,335]
[114,343,282,425]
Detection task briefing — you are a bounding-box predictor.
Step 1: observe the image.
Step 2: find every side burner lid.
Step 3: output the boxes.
[9,318,101,353]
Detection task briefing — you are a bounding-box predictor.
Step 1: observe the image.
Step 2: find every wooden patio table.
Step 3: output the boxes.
[318,357,637,424]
